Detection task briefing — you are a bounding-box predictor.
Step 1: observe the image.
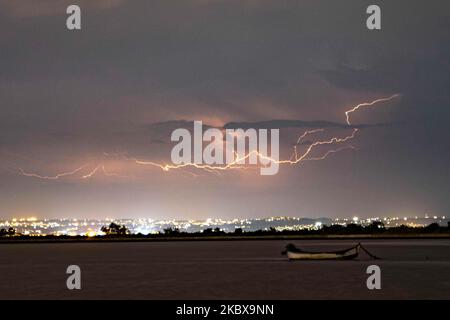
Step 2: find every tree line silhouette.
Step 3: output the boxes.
[153,221,450,238]
[0,228,15,237]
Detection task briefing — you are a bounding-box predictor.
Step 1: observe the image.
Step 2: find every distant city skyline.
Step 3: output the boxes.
[1,215,448,236]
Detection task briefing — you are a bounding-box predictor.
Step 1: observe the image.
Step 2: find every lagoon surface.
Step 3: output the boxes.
[1,239,450,299]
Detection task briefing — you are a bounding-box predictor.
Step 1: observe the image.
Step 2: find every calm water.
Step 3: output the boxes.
[1,239,449,299]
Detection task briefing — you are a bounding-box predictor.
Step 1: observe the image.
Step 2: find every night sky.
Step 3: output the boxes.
[0,0,449,219]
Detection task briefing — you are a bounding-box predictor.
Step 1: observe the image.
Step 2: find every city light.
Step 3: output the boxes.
[1,215,447,236]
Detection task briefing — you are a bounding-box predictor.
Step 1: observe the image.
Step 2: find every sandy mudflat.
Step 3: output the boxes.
[1,239,449,299]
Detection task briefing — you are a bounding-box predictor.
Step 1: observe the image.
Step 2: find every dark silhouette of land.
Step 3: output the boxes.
[1,222,450,243]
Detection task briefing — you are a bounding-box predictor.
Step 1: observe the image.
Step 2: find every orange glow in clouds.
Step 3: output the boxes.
[17,95,401,179]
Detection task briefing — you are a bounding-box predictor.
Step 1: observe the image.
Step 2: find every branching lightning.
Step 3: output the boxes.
[15,94,400,179]
[304,146,356,161]
[82,165,134,179]
[82,165,101,179]
[296,128,324,145]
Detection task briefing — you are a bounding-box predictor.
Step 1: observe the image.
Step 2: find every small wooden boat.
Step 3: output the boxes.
[281,243,379,261]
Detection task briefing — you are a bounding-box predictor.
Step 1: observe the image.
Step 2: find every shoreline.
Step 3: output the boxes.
[1,233,450,244]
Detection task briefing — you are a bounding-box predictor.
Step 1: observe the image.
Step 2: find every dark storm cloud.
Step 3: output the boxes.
[146,117,403,131]
[224,120,347,129]
[0,0,449,218]
[0,0,125,17]
[147,120,216,132]
[223,120,402,130]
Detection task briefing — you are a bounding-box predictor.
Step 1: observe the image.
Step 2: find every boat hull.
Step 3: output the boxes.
[286,247,358,260]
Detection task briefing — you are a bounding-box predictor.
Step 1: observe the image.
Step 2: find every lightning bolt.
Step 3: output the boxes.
[98,95,399,174]
[296,128,325,144]
[82,165,101,179]
[15,94,400,179]
[19,165,87,180]
[17,158,132,181]
[126,128,357,173]
[271,128,358,166]
[304,145,356,161]
[345,94,400,125]
[81,165,133,179]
